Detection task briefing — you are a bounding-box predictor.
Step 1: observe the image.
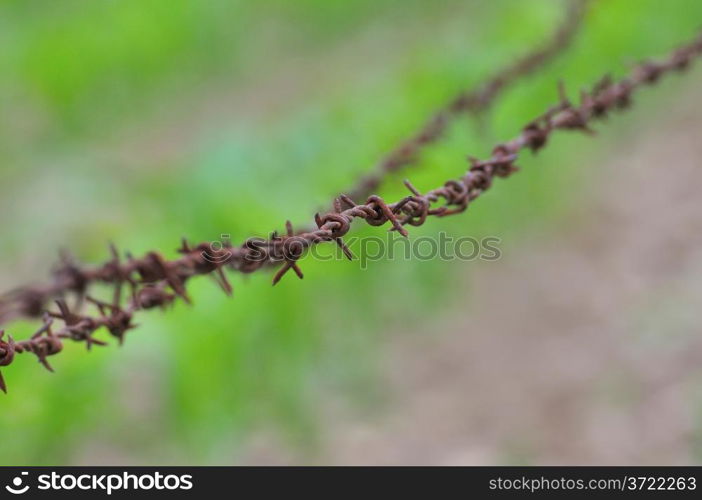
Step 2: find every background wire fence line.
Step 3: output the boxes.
[341,0,590,202]
[0,29,700,393]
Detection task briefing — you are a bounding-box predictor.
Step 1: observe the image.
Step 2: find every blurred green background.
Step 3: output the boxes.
[1,0,702,464]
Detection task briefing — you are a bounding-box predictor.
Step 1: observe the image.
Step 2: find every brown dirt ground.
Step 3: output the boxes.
[241,83,702,465]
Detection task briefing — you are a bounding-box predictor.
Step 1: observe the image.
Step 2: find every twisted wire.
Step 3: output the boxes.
[1,29,701,393]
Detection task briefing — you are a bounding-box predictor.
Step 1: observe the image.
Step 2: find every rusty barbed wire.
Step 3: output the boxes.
[343,0,590,202]
[0,0,590,327]
[1,30,701,392]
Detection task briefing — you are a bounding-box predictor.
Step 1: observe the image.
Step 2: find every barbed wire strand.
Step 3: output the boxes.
[1,30,701,393]
[0,0,590,329]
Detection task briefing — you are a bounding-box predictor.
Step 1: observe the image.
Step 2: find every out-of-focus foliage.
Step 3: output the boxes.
[1,0,701,464]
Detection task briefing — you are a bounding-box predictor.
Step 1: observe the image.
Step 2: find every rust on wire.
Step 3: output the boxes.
[1,27,701,392]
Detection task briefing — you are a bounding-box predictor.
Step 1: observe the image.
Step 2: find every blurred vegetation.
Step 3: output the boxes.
[1,0,702,464]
